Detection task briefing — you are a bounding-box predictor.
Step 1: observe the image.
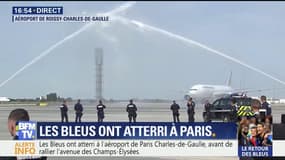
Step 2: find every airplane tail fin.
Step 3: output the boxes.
[226,71,232,86]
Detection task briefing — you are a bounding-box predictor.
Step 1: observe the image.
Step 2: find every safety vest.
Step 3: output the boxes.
[237,105,255,117]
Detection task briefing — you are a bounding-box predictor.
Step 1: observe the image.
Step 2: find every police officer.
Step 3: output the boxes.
[204,101,211,122]
[260,95,271,116]
[60,100,68,122]
[126,99,137,123]
[230,98,238,122]
[187,97,195,122]
[170,100,180,123]
[74,99,83,122]
[97,100,106,122]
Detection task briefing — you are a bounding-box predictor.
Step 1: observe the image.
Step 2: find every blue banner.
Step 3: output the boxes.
[238,146,272,157]
[36,122,237,140]
[16,121,37,140]
[12,6,63,15]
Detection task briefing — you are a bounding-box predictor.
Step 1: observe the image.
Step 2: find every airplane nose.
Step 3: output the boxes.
[189,90,199,99]
[189,90,196,95]
[185,89,198,100]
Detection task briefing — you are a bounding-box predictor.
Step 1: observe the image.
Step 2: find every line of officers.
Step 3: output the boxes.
[59,98,196,123]
[59,99,138,123]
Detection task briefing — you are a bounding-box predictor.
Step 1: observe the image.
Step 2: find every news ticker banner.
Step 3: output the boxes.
[0,122,237,157]
[0,122,282,157]
[12,6,109,23]
[1,140,284,157]
[0,139,237,157]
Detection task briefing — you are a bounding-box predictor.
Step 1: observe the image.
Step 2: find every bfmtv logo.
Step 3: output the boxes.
[18,122,36,130]
[16,121,36,140]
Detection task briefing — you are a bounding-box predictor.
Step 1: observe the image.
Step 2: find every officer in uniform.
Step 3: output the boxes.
[97,100,106,122]
[204,101,212,122]
[74,99,83,122]
[60,100,68,122]
[187,97,195,122]
[260,95,271,116]
[126,99,137,123]
[229,98,238,122]
[170,100,180,123]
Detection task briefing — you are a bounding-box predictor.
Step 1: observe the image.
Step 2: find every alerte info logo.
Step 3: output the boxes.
[16,121,37,140]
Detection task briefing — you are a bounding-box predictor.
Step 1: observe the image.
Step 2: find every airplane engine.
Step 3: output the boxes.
[184,95,190,100]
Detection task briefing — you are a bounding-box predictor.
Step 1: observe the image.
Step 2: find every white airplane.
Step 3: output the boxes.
[0,97,10,102]
[184,84,234,104]
[184,72,241,103]
[183,72,285,104]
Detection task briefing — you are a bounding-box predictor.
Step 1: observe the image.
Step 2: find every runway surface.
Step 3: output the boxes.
[0,101,284,160]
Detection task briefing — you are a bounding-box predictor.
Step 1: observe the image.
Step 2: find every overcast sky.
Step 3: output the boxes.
[1,1,285,99]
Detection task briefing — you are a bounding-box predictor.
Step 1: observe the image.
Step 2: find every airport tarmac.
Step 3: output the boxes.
[0,101,283,160]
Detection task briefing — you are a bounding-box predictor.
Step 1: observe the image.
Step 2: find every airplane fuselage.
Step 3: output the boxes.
[0,97,10,102]
[185,84,233,104]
